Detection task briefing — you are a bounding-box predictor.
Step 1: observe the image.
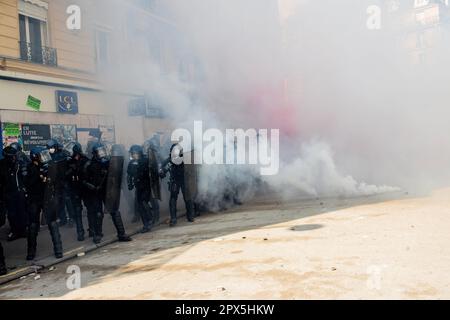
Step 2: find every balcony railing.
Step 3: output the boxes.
[19,41,58,67]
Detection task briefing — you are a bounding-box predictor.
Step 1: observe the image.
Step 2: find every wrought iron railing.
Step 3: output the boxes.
[19,41,58,66]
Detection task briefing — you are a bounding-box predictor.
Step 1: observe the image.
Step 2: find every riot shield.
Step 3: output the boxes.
[183,150,198,202]
[105,145,124,213]
[148,148,161,200]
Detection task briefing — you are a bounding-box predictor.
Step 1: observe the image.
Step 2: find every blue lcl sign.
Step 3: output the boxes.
[56,90,79,114]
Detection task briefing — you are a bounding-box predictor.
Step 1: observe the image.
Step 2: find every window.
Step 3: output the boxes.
[19,14,49,63]
[17,0,55,65]
[95,30,110,68]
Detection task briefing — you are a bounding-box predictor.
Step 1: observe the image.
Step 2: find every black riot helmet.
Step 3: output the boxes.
[64,141,83,157]
[129,145,144,161]
[30,147,52,164]
[92,143,109,162]
[73,142,83,156]
[46,139,61,154]
[3,146,18,163]
[10,142,23,153]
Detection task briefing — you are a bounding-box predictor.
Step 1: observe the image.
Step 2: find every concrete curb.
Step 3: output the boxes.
[0,224,150,286]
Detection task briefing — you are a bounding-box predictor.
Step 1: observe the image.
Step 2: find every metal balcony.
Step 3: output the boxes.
[19,41,58,67]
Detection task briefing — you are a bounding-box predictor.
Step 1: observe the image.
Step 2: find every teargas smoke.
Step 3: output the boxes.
[97,0,450,210]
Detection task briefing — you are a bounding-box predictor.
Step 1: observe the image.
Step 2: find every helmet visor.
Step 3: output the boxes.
[39,149,52,164]
[64,142,76,157]
[95,146,108,159]
[131,152,141,161]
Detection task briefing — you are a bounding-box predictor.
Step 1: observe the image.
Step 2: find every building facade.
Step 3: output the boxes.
[0,0,197,153]
[385,0,450,64]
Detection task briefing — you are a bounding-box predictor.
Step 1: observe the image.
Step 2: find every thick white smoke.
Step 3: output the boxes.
[266,140,400,199]
[98,0,450,208]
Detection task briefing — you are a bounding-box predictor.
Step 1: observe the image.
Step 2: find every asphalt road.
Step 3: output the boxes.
[1,189,449,300]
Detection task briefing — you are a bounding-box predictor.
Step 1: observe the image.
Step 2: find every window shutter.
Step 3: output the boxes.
[18,0,48,22]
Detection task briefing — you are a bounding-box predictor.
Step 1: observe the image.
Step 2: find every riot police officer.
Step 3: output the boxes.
[46,139,69,226]
[82,143,131,244]
[25,147,64,260]
[10,142,31,165]
[144,136,163,225]
[41,141,67,259]
[0,146,28,241]
[160,143,195,227]
[66,142,89,241]
[127,145,153,233]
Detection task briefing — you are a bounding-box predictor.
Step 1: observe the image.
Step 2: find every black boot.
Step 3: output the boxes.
[186,200,195,223]
[74,210,85,242]
[169,198,178,226]
[111,212,132,242]
[151,199,160,225]
[26,223,39,261]
[0,244,7,276]
[48,221,63,259]
[140,210,152,233]
[87,212,95,237]
[93,212,103,244]
[137,200,152,233]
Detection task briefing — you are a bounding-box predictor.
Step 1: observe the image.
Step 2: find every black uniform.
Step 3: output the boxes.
[0,191,7,275]
[25,158,46,260]
[66,154,89,241]
[160,144,195,226]
[0,151,28,241]
[127,156,153,232]
[42,156,66,259]
[82,147,131,244]
[145,138,163,225]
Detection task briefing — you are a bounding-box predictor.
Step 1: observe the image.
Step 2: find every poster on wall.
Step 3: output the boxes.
[2,123,22,148]
[76,128,97,154]
[21,124,51,152]
[51,125,77,147]
[99,125,116,145]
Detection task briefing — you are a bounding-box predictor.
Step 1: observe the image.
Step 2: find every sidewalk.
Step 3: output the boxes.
[0,209,171,285]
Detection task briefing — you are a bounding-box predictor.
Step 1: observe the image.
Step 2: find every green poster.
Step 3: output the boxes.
[26,95,41,111]
[3,123,20,137]
[2,123,22,148]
